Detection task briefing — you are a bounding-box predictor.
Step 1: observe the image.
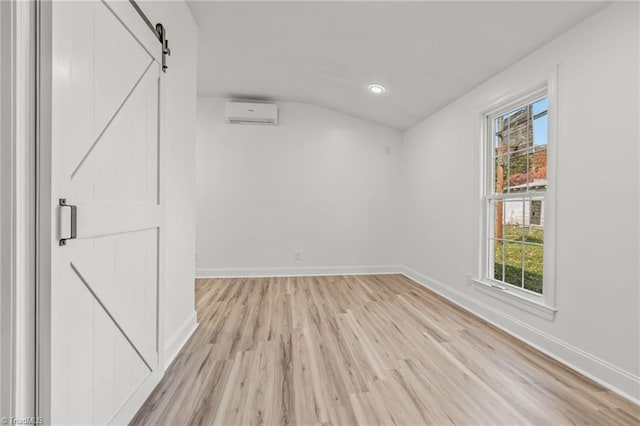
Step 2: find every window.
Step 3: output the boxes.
[487,96,548,295]
[473,74,557,320]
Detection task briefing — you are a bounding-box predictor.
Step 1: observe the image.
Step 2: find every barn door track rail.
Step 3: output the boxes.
[129,0,171,72]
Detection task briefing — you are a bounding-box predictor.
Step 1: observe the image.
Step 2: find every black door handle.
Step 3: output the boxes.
[59,198,77,246]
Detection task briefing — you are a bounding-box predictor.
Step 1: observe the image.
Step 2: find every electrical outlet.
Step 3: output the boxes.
[294,252,301,261]
[195,253,198,262]
[465,274,472,286]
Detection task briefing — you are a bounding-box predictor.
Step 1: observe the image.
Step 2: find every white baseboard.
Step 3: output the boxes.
[163,310,198,370]
[195,264,401,278]
[400,265,640,405]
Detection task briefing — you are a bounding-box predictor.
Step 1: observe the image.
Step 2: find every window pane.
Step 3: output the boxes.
[525,199,544,244]
[524,244,544,294]
[506,151,528,192]
[503,199,525,241]
[494,155,507,194]
[503,242,524,288]
[493,200,524,241]
[492,240,504,282]
[505,107,529,155]
[502,105,532,193]
[493,118,502,149]
[526,146,547,191]
[493,200,504,241]
[493,116,507,195]
[532,98,548,115]
[533,114,548,147]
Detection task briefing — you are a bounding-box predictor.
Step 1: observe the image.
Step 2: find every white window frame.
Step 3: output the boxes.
[471,68,558,321]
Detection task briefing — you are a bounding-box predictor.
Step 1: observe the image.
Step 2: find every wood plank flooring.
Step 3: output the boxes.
[131,275,640,425]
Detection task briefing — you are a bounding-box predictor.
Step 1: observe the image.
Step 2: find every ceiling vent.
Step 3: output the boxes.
[225,101,278,126]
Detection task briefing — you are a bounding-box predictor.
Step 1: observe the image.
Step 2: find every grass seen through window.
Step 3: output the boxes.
[493,225,543,293]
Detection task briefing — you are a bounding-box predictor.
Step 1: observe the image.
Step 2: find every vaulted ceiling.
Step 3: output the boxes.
[188,1,608,129]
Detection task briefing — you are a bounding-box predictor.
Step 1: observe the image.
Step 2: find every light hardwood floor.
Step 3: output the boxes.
[131,275,640,425]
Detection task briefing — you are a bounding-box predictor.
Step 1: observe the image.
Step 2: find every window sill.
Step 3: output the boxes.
[470,278,557,321]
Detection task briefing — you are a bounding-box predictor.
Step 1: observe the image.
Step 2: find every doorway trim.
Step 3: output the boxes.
[1,0,38,421]
[35,0,52,422]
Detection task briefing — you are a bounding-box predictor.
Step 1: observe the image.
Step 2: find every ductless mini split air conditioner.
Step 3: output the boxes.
[225,101,278,126]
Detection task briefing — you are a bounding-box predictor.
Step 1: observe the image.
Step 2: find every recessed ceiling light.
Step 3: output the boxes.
[368,84,386,95]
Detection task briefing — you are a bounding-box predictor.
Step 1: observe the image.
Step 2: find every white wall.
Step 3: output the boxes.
[402,2,639,401]
[142,0,198,367]
[196,98,403,277]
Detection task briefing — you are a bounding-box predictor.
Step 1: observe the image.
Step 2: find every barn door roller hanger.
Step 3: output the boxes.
[129,0,171,72]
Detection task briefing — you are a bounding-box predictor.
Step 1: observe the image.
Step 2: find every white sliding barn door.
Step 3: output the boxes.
[48,1,164,424]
